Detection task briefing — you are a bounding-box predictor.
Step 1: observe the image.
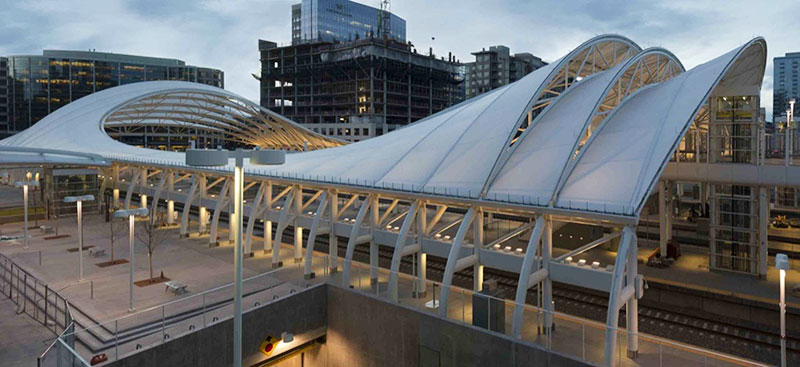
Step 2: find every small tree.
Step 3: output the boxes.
[135,216,169,282]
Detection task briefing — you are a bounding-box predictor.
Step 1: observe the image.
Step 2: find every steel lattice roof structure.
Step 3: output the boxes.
[0,34,766,223]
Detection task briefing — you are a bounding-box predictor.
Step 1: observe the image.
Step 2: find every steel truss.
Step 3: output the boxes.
[102,159,642,365]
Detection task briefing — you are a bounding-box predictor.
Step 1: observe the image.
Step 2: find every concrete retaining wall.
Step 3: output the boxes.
[320,286,587,367]
[105,285,327,367]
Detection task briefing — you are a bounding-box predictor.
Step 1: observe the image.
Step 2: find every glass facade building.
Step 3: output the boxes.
[292,0,406,44]
[0,50,223,138]
[774,52,800,118]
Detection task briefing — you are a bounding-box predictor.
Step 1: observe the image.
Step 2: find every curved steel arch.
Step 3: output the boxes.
[101,88,346,151]
[480,34,642,198]
[554,37,767,216]
[550,48,686,204]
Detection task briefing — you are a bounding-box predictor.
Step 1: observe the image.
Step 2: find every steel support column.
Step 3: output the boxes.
[388,200,419,301]
[604,226,636,367]
[293,185,303,262]
[304,192,328,278]
[244,183,266,256]
[511,216,545,338]
[369,195,380,284]
[209,179,231,246]
[271,190,295,267]
[341,196,371,287]
[123,170,141,210]
[439,207,475,317]
[328,189,339,272]
[179,176,199,237]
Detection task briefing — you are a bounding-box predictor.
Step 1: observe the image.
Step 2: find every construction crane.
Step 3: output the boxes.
[377,0,391,39]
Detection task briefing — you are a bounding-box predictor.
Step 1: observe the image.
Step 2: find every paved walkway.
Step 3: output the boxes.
[0,296,55,367]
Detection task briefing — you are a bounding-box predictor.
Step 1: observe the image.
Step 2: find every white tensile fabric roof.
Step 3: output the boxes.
[0,35,766,220]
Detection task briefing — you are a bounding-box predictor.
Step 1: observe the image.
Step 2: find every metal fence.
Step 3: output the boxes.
[39,254,329,366]
[31,252,771,367]
[0,253,77,367]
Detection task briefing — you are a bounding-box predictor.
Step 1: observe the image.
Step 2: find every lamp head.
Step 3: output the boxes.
[776,253,790,272]
[15,181,39,188]
[113,207,149,218]
[64,195,95,203]
[251,149,285,166]
[185,148,229,167]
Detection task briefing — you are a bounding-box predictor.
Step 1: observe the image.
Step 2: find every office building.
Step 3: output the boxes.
[2,50,223,138]
[464,45,546,99]
[773,52,800,117]
[259,37,462,142]
[291,0,406,45]
[0,58,8,136]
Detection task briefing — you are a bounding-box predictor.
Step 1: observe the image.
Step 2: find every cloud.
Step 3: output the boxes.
[0,0,795,120]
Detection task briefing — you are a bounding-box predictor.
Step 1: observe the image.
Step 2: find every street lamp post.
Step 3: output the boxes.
[185,147,285,367]
[776,253,790,367]
[15,180,39,249]
[114,207,149,312]
[64,195,95,281]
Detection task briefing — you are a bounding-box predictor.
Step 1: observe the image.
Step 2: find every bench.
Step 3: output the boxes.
[165,281,188,295]
[88,248,106,257]
[39,225,54,234]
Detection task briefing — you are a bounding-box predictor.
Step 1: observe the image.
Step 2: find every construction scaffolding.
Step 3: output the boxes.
[259,37,463,142]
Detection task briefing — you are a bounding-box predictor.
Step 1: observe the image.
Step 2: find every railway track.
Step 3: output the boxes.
[160,198,796,365]
[335,239,797,366]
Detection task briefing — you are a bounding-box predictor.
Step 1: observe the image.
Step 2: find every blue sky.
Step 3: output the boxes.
[1,0,797,119]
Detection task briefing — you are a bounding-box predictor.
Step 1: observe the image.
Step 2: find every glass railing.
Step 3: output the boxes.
[40,253,770,367]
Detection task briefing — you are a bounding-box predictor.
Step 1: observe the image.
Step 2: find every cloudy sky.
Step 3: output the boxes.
[1,0,796,119]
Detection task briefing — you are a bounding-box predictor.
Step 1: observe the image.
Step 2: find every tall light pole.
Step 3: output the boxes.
[64,195,95,281]
[15,180,39,249]
[776,253,790,367]
[114,207,149,312]
[185,147,285,367]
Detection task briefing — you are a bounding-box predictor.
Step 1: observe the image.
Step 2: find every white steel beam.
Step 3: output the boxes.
[209,179,231,246]
[271,189,295,267]
[438,207,475,317]
[511,216,545,338]
[179,176,199,237]
[243,182,267,255]
[304,192,328,278]
[387,200,420,301]
[341,196,372,287]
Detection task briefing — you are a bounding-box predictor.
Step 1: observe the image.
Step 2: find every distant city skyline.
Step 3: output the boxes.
[1,0,797,119]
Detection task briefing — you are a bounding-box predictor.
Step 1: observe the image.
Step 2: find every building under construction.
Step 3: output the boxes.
[258,37,464,142]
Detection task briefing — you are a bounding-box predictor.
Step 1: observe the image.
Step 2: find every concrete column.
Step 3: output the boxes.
[759,186,769,278]
[199,175,208,234]
[199,207,207,233]
[167,200,174,224]
[294,186,303,262]
[113,189,120,208]
[416,203,427,297]
[263,183,273,253]
[417,253,427,297]
[543,217,553,330]
[474,208,484,292]
[658,180,672,257]
[369,195,379,283]
[626,231,640,358]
